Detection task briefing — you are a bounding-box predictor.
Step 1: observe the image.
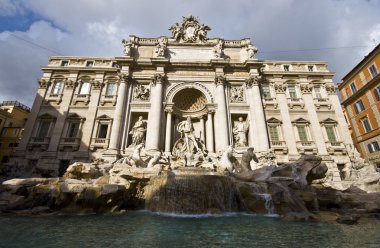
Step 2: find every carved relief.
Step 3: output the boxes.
[65,79,77,89]
[169,15,211,43]
[300,84,312,94]
[91,80,104,90]
[133,84,150,101]
[325,83,337,94]
[274,83,287,93]
[230,86,245,103]
[214,75,227,86]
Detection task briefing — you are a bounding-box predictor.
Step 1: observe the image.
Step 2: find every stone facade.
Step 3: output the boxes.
[12,16,354,180]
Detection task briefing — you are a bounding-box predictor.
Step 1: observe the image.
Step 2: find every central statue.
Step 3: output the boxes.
[172,116,203,159]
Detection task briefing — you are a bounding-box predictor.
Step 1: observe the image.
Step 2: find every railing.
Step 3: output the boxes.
[61,137,80,143]
[297,141,315,146]
[31,137,50,143]
[271,141,286,146]
[315,98,329,102]
[0,101,31,112]
[92,138,109,144]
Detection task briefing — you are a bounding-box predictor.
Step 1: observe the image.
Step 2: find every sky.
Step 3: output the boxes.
[0,0,380,108]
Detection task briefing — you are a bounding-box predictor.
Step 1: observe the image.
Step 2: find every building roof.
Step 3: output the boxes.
[0,101,31,113]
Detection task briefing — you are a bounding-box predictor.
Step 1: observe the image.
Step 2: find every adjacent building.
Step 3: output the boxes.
[338,44,380,168]
[0,101,30,166]
[12,16,354,180]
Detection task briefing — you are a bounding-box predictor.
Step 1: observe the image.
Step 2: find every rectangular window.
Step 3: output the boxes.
[288,85,297,99]
[297,126,308,142]
[51,82,64,94]
[105,83,117,96]
[325,126,337,142]
[354,99,365,114]
[67,122,80,138]
[262,85,271,99]
[268,126,279,142]
[374,86,380,101]
[37,121,51,138]
[97,124,108,139]
[368,141,380,153]
[314,87,322,99]
[283,65,290,71]
[350,82,357,93]
[361,118,372,133]
[308,65,314,72]
[79,82,91,95]
[369,64,378,78]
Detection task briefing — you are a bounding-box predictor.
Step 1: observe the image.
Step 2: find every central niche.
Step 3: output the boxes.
[172,88,207,112]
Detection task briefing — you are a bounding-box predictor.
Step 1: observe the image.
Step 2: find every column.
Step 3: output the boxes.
[107,73,129,152]
[17,78,50,152]
[146,73,165,151]
[214,75,229,152]
[275,83,298,155]
[300,83,328,155]
[206,111,215,153]
[245,75,269,152]
[199,116,205,143]
[164,109,172,153]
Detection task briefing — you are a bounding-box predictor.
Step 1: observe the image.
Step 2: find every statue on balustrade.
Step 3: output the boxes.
[233,117,249,147]
[129,116,147,147]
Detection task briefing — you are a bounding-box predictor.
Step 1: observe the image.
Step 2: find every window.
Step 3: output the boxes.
[86,61,94,67]
[369,64,378,78]
[268,126,279,142]
[361,117,372,133]
[105,83,117,96]
[354,99,365,114]
[262,85,271,99]
[288,85,297,99]
[37,120,51,138]
[374,86,380,101]
[325,126,337,142]
[51,81,64,94]
[79,82,91,95]
[350,82,357,93]
[67,122,80,138]
[97,124,108,139]
[61,61,69,66]
[283,65,290,71]
[297,126,308,142]
[368,141,380,153]
[314,87,322,99]
[308,65,314,72]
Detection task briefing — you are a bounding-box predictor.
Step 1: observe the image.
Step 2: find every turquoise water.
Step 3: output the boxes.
[0,212,379,248]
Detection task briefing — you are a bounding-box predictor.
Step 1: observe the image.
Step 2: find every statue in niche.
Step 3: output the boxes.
[122,39,133,57]
[233,117,249,147]
[154,37,167,57]
[129,116,147,147]
[230,86,244,102]
[213,40,224,58]
[133,84,150,101]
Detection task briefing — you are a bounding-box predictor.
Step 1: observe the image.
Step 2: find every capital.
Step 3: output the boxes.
[64,79,77,89]
[300,84,312,94]
[274,83,287,93]
[117,72,131,84]
[325,83,337,95]
[152,73,166,86]
[91,80,104,90]
[244,75,260,88]
[214,75,227,86]
[38,79,50,89]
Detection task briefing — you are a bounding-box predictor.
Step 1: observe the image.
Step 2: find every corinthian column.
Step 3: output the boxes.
[164,108,172,153]
[146,73,166,151]
[214,75,229,152]
[245,75,269,152]
[206,110,215,153]
[107,73,130,152]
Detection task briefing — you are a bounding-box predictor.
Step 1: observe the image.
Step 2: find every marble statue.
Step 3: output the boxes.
[177,116,200,152]
[169,22,182,41]
[196,24,211,42]
[129,116,147,147]
[213,40,224,58]
[154,37,167,57]
[169,15,211,43]
[246,43,258,59]
[233,117,249,147]
[122,39,133,56]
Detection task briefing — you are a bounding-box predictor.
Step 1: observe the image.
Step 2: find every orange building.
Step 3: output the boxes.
[338,44,380,168]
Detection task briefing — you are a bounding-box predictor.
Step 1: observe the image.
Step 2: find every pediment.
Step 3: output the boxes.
[292,117,310,124]
[320,118,337,124]
[38,113,56,119]
[266,117,282,123]
[96,114,112,120]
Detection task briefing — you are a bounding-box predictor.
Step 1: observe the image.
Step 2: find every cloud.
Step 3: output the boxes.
[0,0,380,107]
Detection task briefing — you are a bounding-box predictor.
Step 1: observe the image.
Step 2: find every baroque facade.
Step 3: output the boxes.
[13,16,354,179]
[338,44,380,168]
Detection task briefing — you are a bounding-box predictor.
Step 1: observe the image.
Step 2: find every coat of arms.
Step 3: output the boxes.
[169,15,211,43]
